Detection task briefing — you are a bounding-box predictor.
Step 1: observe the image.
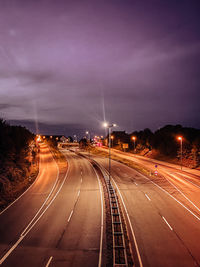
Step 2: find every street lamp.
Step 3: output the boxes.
[103,122,117,180]
[111,135,114,147]
[86,131,91,158]
[177,136,183,170]
[85,131,90,141]
[132,136,136,153]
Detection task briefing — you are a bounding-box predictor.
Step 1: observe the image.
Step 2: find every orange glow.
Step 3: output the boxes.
[178,136,182,141]
[132,136,136,140]
[111,135,114,139]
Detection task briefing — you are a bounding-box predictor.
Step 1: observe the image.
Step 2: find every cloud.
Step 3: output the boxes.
[0,0,199,133]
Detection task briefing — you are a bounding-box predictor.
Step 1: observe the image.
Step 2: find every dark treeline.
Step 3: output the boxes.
[0,119,37,208]
[111,125,200,167]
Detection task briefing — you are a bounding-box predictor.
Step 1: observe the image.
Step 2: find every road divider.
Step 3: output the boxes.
[77,152,135,267]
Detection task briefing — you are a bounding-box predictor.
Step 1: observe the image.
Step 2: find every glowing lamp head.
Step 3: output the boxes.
[103,122,108,128]
[111,135,114,139]
[178,136,182,141]
[86,131,89,134]
[113,123,117,127]
[132,136,136,140]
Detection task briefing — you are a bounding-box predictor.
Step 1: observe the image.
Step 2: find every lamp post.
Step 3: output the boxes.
[103,122,116,181]
[85,131,90,142]
[178,136,183,170]
[86,131,90,158]
[132,136,136,153]
[111,135,114,148]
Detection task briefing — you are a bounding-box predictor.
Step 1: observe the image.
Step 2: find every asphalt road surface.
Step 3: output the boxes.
[88,149,200,267]
[0,144,105,267]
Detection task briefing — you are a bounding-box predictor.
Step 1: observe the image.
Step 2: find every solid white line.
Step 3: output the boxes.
[177,173,200,189]
[0,154,42,216]
[145,194,151,201]
[0,148,70,265]
[77,190,80,197]
[92,167,104,267]
[141,174,200,222]
[21,156,60,236]
[45,256,53,267]
[163,174,200,214]
[112,178,144,267]
[0,236,23,264]
[81,171,83,176]
[67,210,73,222]
[81,178,83,183]
[162,216,173,231]
[45,183,60,206]
[93,161,143,267]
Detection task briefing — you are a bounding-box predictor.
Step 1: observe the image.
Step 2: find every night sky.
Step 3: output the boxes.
[0,0,200,137]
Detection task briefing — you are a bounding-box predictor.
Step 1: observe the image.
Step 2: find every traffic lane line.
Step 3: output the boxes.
[45,256,53,267]
[67,210,74,222]
[145,193,151,201]
[162,216,173,231]
[0,153,42,216]
[0,151,69,265]
[114,162,200,222]
[161,173,200,214]
[91,166,104,267]
[20,161,60,237]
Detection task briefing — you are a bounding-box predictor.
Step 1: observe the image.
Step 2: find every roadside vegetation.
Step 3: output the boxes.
[0,119,39,212]
[104,125,200,169]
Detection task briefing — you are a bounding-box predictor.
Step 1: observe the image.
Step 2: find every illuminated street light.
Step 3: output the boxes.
[86,131,91,158]
[132,136,136,152]
[103,122,117,180]
[111,135,114,147]
[85,131,90,141]
[177,136,183,170]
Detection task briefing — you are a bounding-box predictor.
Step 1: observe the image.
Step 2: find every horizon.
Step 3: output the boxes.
[0,0,200,132]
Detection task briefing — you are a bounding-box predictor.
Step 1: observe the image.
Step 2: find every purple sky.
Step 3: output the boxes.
[0,0,200,136]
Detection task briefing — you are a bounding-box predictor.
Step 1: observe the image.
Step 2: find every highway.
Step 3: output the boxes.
[84,149,200,267]
[1,143,200,267]
[97,147,200,218]
[0,144,105,267]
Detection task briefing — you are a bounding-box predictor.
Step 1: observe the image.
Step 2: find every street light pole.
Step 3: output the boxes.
[108,127,111,179]
[132,136,136,153]
[111,135,114,148]
[178,136,183,170]
[86,131,90,158]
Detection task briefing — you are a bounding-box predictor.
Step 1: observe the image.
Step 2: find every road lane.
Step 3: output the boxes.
[92,155,200,267]
[1,149,105,267]
[97,147,200,223]
[0,144,59,258]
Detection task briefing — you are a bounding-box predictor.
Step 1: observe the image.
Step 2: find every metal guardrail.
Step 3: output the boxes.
[105,176,128,266]
[75,152,129,266]
[94,162,128,267]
